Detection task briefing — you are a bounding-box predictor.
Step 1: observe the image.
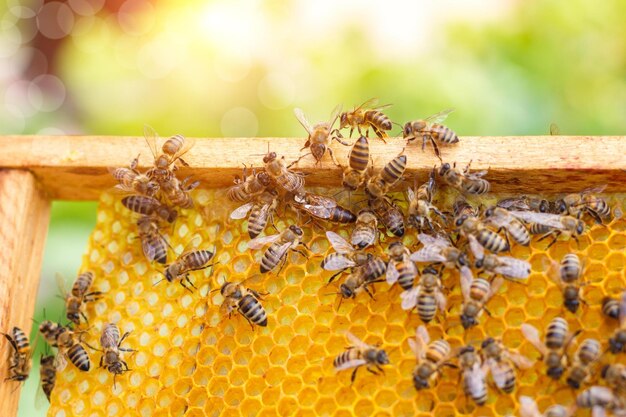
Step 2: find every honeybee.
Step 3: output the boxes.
[351,209,379,249]
[439,161,490,195]
[108,158,159,197]
[608,292,626,354]
[98,323,134,386]
[497,196,553,213]
[57,271,102,325]
[121,195,178,223]
[467,235,530,282]
[407,170,446,232]
[410,233,469,270]
[566,338,601,389]
[456,345,488,406]
[480,337,533,393]
[220,280,267,328]
[460,272,504,329]
[400,266,446,324]
[602,296,621,320]
[522,317,579,380]
[248,225,308,274]
[576,386,625,416]
[337,258,387,300]
[294,105,346,165]
[136,215,169,264]
[520,396,572,417]
[559,253,583,283]
[322,231,373,277]
[403,109,459,160]
[163,248,215,291]
[409,325,454,390]
[454,198,479,218]
[555,185,610,224]
[227,167,271,202]
[161,175,199,209]
[230,191,278,238]
[548,256,586,313]
[483,206,531,246]
[455,214,509,253]
[39,321,90,372]
[507,210,586,247]
[292,192,356,224]
[144,126,194,182]
[333,332,389,383]
[365,154,407,199]
[338,98,393,140]
[39,354,56,402]
[2,326,31,382]
[386,242,418,290]
[602,364,626,398]
[342,136,370,191]
[264,151,305,193]
[368,197,405,237]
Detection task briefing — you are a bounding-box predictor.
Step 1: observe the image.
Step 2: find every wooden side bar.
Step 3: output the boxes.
[0,170,51,416]
[0,135,625,200]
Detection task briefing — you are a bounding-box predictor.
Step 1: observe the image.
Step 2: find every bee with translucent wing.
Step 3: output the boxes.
[368,196,405,237]
[350,209,379,249]
[227,166,271,203]
[407,170,446,232]
[220,279,268,328]
[460,269,504,330]
[143,125,195,183]
[456,345,488,406]
[576,386,626,417]
[386,241,418,291]
[136,215,169,265]
[403,108,459,160]
[439,160,490,195]
[57,271,103,325]
[400,266,446,324]
[455,214,509,254]
[230,191,279,239]
[321,231,373,280]
[293,104,347,166]
[248,225,308,274]
[97,323,135,388]
[108,156,159,197]
[555,185,611,224]
[547,255,586,314]
[2,326,32,382]
[608,292,626,354]
[565,338,601,389]
[39,321,90,372]
[264,151,305,194]
[520,396,573,417]
[337,98,393,140]
[480,337,534,393]
[341,136,370,191]
[467,234,530,282]
[336,259,387,301]
[506,210,586,247]
[292,192,356,224]
[522,318,579,380]
[365,154,407,200]
[162,242,215,292]
[409,325,455,390]
[333,332,389,383]
[483,206,531,246]
[410,233,470,271]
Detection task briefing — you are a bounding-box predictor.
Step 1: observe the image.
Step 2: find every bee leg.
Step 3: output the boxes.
[179,277,195,293]
[287,153,311,169]
[83,340,101,352]
[585,208,604,224]
[3,334,18,352]
[363,286,376,300]
[350,366,360,384]
[328,270,345,284]
[367,367,380,376]
[326,147,342,167]
[80,312,89,324]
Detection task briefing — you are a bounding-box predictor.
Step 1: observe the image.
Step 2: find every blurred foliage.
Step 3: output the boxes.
[1,0,625,415]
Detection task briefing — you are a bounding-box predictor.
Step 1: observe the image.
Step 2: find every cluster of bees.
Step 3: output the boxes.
[2,99,623,416]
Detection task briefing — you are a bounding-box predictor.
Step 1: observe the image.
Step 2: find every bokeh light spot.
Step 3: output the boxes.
[0,21,23,58]
[118,0,156,36]
[220,107,258,137]
[37,1,75,40]
[28,74,66,112]
[68,0,105,17]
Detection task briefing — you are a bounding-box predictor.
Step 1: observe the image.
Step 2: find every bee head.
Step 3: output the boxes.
[601,364,610,379]
[554,199,567,214]
[263,152,277,164]
[457,252,469,266]
[164,267,175,282]
[439,163,451,176]
[289,225,303,236]
[339,284,353,299]
[575,220,585,235]
[459,345,475,355]
[484,207,494,217]
[455,214,468,227]
[422,266,438,276]
[475,258,484,269]
[339,112,348,128]
[67,312,80,324]
[257,171,271,186]
[376,350,390,365]
[402,122,412,138]
[481,338,495,349]
[460,314,477,329]
[609,337,623,354]
[539,200,551,213]
[547,366,564,380]
[146,181,160,196]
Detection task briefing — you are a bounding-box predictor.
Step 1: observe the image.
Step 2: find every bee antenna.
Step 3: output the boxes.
[152,277,167,287]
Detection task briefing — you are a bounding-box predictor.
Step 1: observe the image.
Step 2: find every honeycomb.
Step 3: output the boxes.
[45,189,626,417]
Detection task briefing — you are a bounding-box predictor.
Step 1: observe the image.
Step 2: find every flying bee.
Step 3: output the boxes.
[460,271,504,329]
[219,280,267,328]
[96,323,134,387]
[57,271,102,325]
[2,326,32,382]
[519,396,572,417]
[455,214,509,253]
[136,215,169,264]
[480,337,534,393]
[409,325,455,390]
[108,158,159,197]
[386,241,418,290]
[602,296,621,320]
[263,151,305,193]
[121,195,178,223]
[293,105,347,165]
[368,197,405,237]
[351,209,379,249]
[548,256,586,313]
[576,386,624,416]
[410,233,469,270]
[403,108,459,160]
[39,354,56,402]
[342,136,370,191]
[407,170,446,232]
[322,231,374,279]
[143,126,194,182]
[162,248,215,291]
[365,154,407,199]
[227,166,272,202]
[522,318,579,380]
[38,321,90,372]
[336,258,387,301]
[507,210,586,247]
[230,191,279,239]
[400,266,446,324]
[456,345,488,406]
[497,196,553,213]
[338,98,393,140]
[483,206,531,246]
[333,332,389,383]
[161,175,199,209]
[467,235,530,282]
[292,192,356,224]
[608,292,626,354]
[555,185,610,224]
[566,338,601,389]
[248,225,308,274]
[439,161,490,195]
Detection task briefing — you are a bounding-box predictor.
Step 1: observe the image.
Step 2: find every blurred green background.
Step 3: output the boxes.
[1,0,625,415]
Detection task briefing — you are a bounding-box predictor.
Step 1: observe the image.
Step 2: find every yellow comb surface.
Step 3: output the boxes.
[47,190,626,417]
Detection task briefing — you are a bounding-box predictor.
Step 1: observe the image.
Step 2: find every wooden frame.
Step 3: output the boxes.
[0,134,624,416]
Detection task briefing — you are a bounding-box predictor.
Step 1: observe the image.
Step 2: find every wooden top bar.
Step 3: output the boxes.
[0,135,625,200]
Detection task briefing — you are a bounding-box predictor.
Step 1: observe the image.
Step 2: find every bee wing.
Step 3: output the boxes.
[406,187,415,203]
[400,286,420,310]
[321,254,356,271]
[141,238,158,262]
[619,291,626,327]
[345,332,372,351]
[485,358,509,391]
[507,350,534,369]
[54,353,68,372]
[508,211,565,229]
[435,290,447,312]
[460,266,473,302]
[306,193,337,208]
[294,108,313,135]
[334,358,367,372]
[247,234,281,250]
[143,124,160,160]
[465,170,488,180]
[409,325,430,358]
[353,98,379,111]
[493,256,531,280]
[519,396,542,417]
[464,363,487,399]
[302,204,333,219]
[170,135,196,163]
[417,233,450,248]
[592,407,608,417]
[229,202,255,220]
[410,247,446,263]
[55,272,69,298]
[489,276,504,297]
[521,323,549,356]
[497,197,531,211]
[328,104,343,129]
[325,231,354,254]
[467,234,484,260]
[424,108,455,124]
[386,259,399,284]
